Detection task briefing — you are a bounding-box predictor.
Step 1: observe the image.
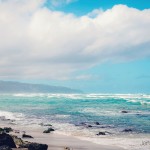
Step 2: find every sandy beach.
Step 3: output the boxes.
[1,115,150,150]
[0,119,125,150]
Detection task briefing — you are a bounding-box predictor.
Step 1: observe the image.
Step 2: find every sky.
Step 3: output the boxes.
[0,0,150,93]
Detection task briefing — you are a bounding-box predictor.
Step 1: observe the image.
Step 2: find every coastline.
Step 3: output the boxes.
[0,93,150,150]
[0,119,125,150]
[1,119,150,150]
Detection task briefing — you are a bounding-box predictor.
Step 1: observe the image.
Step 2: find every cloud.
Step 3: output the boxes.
[87,8,103,18]
[0,0,150,79]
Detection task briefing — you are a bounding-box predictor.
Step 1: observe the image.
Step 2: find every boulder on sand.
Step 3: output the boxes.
[0,133,16,148]
[43,128,55,133]
[122,129,132,132]
[22,134,33,138]
[3,127,13,133]
[96,131,111,135]
[0,128,13,134]
[95,122,100,125]
[19,142,48,150]
[96,132,106,135]
[64,147,70,150]
[0,145,12,150]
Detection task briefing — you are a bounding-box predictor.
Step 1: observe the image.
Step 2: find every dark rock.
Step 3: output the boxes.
[96,131,111,135]
[121,111,128,113]
[22,134,33,138]
[43,124,52,127]
[43,128,55,133]
[87,125,92,128]
[0,145,12,150]
[100,126,107,128]
[96,132,106,135]
[0,127,13,133]
[64,147,70,150]
[0,133,16,148]
[3,127,13,133]
[95,122,100,125]
[122,129,132,132]
[39,123,52,126]
[19,142,48,150]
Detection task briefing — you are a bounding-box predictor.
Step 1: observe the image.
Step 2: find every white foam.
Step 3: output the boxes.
[13,93,46,97]
[127,99,150,105]
[10,93,150,102]
[0,110,25,120]
[47,94,84,99]
[53,114,70,119]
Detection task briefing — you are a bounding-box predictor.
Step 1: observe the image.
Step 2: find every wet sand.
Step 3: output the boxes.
[0,120,125,150]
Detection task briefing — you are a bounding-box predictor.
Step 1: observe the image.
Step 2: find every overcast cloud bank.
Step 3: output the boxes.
[0,0,150,79]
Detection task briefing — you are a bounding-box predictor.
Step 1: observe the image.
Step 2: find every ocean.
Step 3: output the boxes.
[0,93,150,149]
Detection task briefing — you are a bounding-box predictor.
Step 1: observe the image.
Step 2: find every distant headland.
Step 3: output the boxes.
[0,81,82,94]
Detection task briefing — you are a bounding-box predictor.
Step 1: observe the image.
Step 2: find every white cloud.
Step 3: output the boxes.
[87,8,103,18]
[0,0,150,79]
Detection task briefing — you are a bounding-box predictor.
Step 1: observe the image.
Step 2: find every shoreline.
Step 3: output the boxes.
[0,118,150,150]
[0,120,125,150]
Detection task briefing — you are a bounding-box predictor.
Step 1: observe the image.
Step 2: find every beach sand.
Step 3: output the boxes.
[0,120,125,150]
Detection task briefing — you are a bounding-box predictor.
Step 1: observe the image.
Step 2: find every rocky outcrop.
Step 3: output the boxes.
[96,131,111,135]
[121,111,128,113]
[43,124,52,127]
[0,145,12,150]
[22,134,33,138]
[96,132,106,135]
[87,125,92,128]
[95,122,100,125]
[43,128,55,133]
[39,123,52,127]
[0,129,48,150]
[64,147,70,150]
[13,135,48,150]
[3,128,13,133]
[19,142,48,150]
[122,129,132,132]
[0,133,16,148]
[0,128,13,134]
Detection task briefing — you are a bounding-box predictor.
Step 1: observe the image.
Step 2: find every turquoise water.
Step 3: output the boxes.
[0,93,150,137]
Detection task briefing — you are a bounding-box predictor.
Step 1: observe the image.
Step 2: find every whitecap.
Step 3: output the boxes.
[0,110,25,120]
[13,93,46,97]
